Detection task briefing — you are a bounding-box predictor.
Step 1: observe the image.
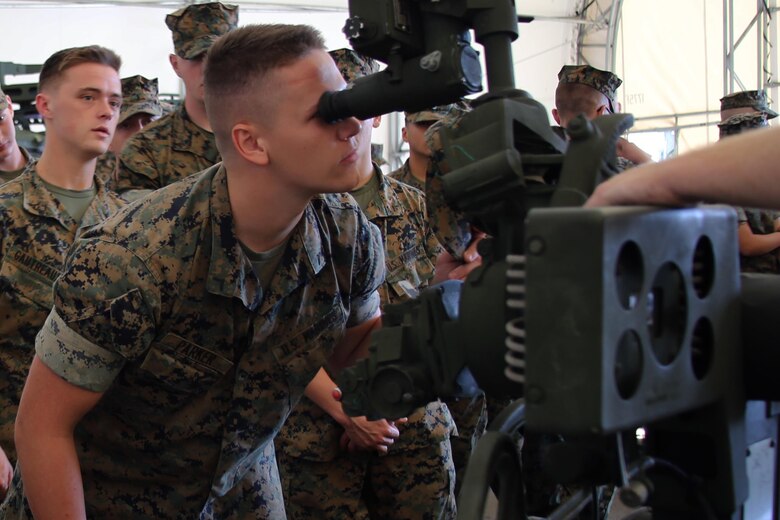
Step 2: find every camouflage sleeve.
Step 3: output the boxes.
[39,238,159,390]
[347,217,385,327]
[35,309,125,392]
[115,133,163,193]
[735,207,748,223]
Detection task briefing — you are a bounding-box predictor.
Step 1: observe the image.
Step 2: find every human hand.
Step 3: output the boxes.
[434,229,487,282]
[616,137,653,165]
[332,388,407,453]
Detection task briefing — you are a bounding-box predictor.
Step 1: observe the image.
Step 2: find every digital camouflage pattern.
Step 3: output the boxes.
[278,169,457,519]
[388,159,425,192]
[0,84,7,111]
[424,104,475,260]
[166,2,238,60]
[0,165,124,464]
[328,48,379,83]
[94,150,117,191]
[120,75,163,125]
[0,149,34,185]
[116,105,220,198]
[0,163,384,518]
[736,207,780,273]
[557,65,622,112]
[718,112,769,138]
[720,89,778,120]
[371,143,387,166]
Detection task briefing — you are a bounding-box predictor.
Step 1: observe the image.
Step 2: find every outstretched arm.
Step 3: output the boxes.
[587,127,780,208]
[15,357,103,520]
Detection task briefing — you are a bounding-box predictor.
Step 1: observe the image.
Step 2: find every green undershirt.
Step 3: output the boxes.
[40,177,97,223]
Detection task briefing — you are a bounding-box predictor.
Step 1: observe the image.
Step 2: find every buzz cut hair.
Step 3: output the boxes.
[204,24,325,144]
[38,45,122,93]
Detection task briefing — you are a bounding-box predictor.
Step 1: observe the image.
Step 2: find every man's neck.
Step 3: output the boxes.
[184,95,212,132]
[0,146,26,173]
[35,140,96,190]
[227,164,309,253]
[408,152,429,183]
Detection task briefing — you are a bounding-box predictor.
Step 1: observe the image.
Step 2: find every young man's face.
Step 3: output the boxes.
[0,98,19,166]
[109,112,155,154]
[39,63,121,160]
[171,53,206,104]
[257,49,365,195]
[403,119,435,159]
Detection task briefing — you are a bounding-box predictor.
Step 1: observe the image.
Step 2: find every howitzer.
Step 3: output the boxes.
[321,1,780,518]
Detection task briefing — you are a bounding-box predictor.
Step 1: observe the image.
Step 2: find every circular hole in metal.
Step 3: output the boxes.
[647,262,688,366]
[615,241,644,310]
[615,329,643,400]
[692,236,715,299]
[691,317,714,380]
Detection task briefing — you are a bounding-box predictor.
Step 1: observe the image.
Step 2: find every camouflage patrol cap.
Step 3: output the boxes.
[166,2,238,60]
[328,48,379,83]
[719,90,778,121]
[0,85,7,112]
[405,105,457,124]
[119,75,163,125]
[558,64,622,111]
[717,112,769,138]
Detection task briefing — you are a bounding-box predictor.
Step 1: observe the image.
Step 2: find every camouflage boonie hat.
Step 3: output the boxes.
[558,64,622,112]
[0,85,7,112]
[166,2,238,60]
[328,48,379,83]
[119,75,163,125]
[719,90,778,121]
[718,112,769,138]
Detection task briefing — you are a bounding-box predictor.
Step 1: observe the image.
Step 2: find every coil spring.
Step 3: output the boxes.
[505,254,526,385]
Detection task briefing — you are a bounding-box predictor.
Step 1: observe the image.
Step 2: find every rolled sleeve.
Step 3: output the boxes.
[36,308,126,392]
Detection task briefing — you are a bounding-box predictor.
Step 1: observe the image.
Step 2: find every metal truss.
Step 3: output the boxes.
[575,0,624,71]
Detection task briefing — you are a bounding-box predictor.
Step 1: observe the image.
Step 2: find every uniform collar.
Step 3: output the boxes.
[21,163,115,230]
[363,164,405,219]
[205,165,327,312]
[172,105,220,163]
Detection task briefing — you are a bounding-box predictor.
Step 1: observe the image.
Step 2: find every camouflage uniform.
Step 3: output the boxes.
[116,105,219,195]
[388,159,424,192]
[115,3,237,198]
[0,148,34,185]
[0,164,384,518]
[0,165,124,464]
[95,75,163,191]
[278,166,457,519]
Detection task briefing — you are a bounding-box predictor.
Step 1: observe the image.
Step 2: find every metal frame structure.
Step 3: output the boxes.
[724,0,777,106]
[576,0,625,72]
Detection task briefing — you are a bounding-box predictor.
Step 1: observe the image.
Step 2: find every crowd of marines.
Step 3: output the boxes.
[0,2,777,519]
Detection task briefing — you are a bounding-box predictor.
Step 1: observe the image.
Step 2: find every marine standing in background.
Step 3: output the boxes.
[553,64,652,169]
[388,104,489,495]
[278,48,457,520]
[0,86,34,184]
[717,91,780,273]
[94,75,162,190]
[115,1,237,200]
[0,45,125,497]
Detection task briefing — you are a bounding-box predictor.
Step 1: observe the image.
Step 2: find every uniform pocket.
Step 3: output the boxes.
[0,258,56,310]
[384,244,436,302]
